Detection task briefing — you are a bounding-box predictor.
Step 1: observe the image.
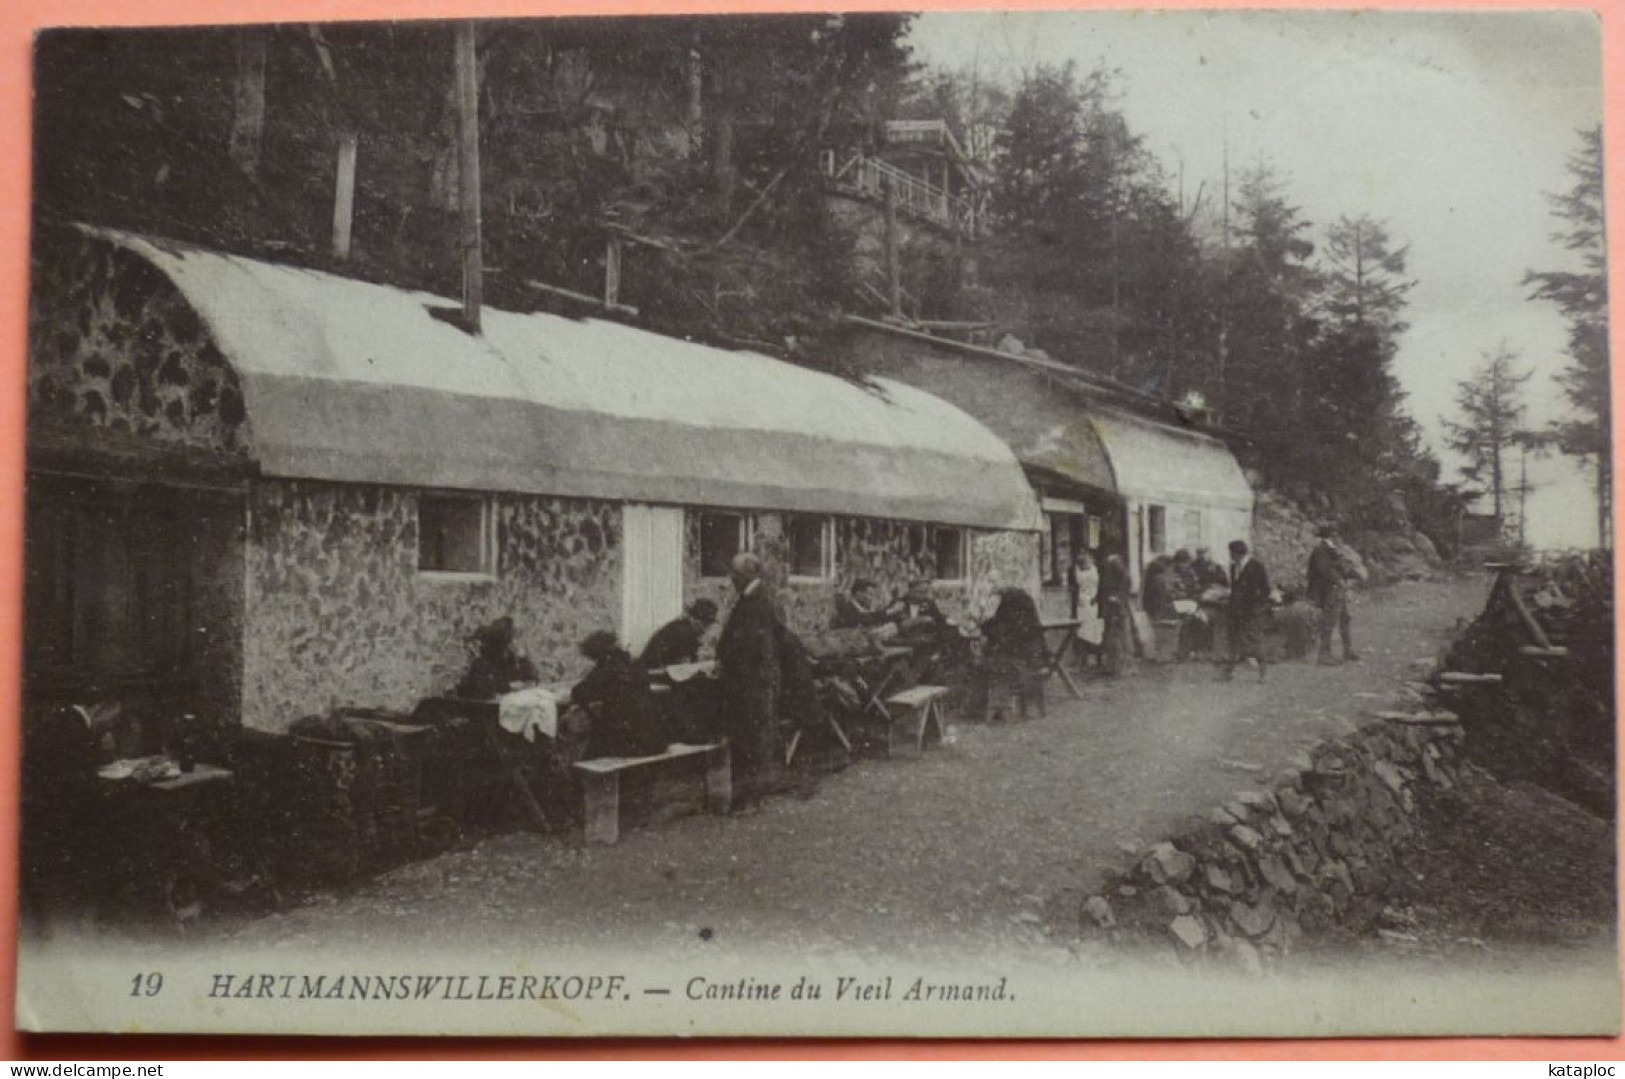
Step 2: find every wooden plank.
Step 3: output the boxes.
[332,132,357,261]
[573,743,720,774]
[886,685,951,708]
[1503,573,1555,648]
[454,22,482,331]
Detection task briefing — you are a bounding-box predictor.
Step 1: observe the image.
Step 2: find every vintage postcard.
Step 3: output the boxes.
[13,8,1617,1038]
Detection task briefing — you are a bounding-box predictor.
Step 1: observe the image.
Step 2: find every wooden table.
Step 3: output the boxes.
[412,696,552,833]
[98,762,238,921]
[1039,619,1085,699]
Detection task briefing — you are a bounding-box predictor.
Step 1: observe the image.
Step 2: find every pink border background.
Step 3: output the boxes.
[0,0,1619,1059]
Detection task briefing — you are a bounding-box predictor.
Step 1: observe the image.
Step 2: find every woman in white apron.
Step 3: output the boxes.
[1069,551,1105,667]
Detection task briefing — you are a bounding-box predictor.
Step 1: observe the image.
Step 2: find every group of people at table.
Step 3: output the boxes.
[1067,527,1364,682]
[455,553,1055,806]
[459,526,1364,807]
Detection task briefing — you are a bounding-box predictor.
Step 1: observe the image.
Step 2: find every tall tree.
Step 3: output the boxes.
[1525,125,1611,547]
[1303,215,1416,490]
[1443,344,1533,527]
[1220,163,1321,434]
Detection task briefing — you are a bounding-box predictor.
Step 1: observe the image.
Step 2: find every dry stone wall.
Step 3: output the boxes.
[1072,715,1467,971]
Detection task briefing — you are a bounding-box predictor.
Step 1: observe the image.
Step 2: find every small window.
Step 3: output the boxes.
[1182,509,1203,548]
[1147,505,1168,555]
[788,516,835,581]
[699,512,751,578]
[907,523,929,561]
[419,494,494,575]
[934,527,966,582]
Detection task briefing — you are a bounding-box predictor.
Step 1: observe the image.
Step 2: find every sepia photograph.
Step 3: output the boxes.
[12,7,1617,1038]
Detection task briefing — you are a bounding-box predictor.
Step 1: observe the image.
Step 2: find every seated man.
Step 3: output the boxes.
[638,599,718,670]
[456,616,539,699]
[971,588,1048,719]
[832,578,891,630]
[888,579,947,639]
[572,631,668,759]
[887,578,954,681]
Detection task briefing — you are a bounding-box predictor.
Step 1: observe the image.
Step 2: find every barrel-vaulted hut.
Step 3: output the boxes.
[25,225,1041,731]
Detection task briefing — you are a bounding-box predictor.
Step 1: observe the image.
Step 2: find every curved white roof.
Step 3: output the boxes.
[86,227,1042,531]
[1088,406,1253,512]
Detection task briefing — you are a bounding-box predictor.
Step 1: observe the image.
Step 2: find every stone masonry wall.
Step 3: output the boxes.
[243,479,621,730]
[1072,715,1467,971]
[29,228,250,454]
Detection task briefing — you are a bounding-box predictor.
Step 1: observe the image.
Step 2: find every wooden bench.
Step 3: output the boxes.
[573,742,731,845]
[882,685,950,755]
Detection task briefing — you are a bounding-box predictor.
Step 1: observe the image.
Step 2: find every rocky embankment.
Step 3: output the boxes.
[1070,713,1466,971]
[1249,481,1443,591]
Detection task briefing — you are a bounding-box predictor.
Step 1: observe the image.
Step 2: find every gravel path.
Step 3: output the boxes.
[222,576,1490,963]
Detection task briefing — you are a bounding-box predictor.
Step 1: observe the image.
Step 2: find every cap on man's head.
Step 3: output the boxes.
[1228,539,1249,557]
[688,598,718,624]
[852,577,877,594]
[1316,524,1338,539]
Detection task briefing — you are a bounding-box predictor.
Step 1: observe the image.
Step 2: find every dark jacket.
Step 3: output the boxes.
[1229,557,1272,618]
[572,647,668,758]
[638,616,705,670]
[1142,566,1178,620]
[717,585,783,730]
[981,590,1047,667]
[456,649,539,699]
[1194,558,1230,591]
[832,593,890,630]
[1097,558,1130,612]
[1306,542,1352,608]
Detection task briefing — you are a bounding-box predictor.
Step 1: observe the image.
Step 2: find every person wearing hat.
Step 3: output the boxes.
[716,552,786,804]
[456,616,540,698]
[1222,539,1271,682]
[638,599,720,671]
[572,630,667,758]
[1307,524,1361,664]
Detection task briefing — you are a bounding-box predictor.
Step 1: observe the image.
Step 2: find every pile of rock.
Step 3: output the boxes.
[1073,714,1466,971]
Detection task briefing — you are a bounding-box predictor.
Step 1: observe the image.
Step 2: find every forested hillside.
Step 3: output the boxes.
[40,14,1584,556]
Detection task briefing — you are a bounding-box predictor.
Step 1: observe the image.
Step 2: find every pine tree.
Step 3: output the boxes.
[1525,126,1611,547]
[1305,215,1416,491]
[1443,344,1533,529]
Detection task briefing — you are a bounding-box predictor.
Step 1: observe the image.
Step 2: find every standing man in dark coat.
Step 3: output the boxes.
[1097,554,1135,676]
[1222,539,1271,682]
[716,552,783,804]
[1307,524,1361,665]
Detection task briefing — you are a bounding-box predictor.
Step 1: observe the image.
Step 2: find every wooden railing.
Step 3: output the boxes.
[824,153,979,238]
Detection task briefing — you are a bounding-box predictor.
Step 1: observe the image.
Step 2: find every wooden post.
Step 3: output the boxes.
[229,29,266,178]
[884,173,901,318]
[604,234,622,309]
[331,132,357,262]
[454,23,482,332]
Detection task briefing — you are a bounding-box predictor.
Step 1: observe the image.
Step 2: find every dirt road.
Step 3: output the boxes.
[222,576,1490,962]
